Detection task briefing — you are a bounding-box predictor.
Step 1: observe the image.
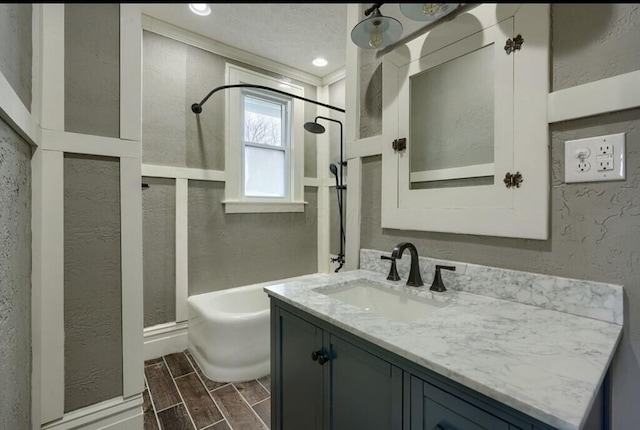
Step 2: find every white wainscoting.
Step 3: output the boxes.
[41,396,143,430]
[143,322,189,361]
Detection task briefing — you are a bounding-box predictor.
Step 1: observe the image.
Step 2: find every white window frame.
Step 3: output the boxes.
[224,64,306,213]
[241,90,291,199]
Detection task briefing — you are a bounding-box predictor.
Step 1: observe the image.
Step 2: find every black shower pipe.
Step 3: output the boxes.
[312,116,347,272]
[191,84,346,115]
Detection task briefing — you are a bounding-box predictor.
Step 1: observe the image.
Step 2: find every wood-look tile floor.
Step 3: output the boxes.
[144,350,270,430]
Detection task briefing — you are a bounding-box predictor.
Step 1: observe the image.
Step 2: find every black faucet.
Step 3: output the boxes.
[391,242,423,287]
[380,255,400,281]
[430,265,456,292]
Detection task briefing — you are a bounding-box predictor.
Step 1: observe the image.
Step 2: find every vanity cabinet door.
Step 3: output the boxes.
[273,303,403,430]
[274,308,323,430]
[410,376,511,430]
[326,334,403,430]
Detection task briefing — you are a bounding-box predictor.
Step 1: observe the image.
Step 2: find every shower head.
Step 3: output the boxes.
[329,163,338,177]
[303,121,326,134]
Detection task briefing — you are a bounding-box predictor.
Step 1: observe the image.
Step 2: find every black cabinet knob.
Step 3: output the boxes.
[311,350,322,361]
[317,354,330,365]
[433,426,444,430]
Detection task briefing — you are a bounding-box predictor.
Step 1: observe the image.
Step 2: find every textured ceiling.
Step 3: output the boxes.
[140,3,349,79]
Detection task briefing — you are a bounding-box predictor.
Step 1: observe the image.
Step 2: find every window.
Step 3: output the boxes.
[224,65,305,213]
[242,93,288,198]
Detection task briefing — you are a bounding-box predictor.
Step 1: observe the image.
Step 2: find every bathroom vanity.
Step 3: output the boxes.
[264,251,623,430]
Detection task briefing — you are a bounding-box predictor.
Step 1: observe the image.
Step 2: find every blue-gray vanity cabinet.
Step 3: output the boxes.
[272,302,403,430]
[410,375,515,430]
[271,298,606,430]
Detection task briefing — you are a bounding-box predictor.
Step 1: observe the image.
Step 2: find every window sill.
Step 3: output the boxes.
[222,200,307,214]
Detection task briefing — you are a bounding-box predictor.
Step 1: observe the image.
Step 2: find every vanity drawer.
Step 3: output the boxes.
[411,375,515,430]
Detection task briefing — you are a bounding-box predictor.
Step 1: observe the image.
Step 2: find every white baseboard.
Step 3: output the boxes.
[41,395,143,430]
[143,321,189,360]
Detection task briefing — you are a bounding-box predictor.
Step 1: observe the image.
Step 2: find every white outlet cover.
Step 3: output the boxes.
[565,133,626,183]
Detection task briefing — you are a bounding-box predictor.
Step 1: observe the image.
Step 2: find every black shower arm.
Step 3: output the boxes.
[191,84,346,114]
[314,115,343,130]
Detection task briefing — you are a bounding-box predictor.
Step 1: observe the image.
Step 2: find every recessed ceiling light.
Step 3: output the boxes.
[312,58,328,67]
[189,4,211,16]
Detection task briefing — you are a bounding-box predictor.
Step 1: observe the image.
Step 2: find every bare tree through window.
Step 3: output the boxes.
[244,111,282,146]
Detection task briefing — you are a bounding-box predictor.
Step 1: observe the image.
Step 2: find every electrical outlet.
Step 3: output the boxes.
[598,143,613,156]
[565,133,626,183]
[597,155,613,171]
[576,161,591,172]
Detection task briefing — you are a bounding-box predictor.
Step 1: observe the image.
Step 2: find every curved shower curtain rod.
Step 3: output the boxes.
[191,84,346,114]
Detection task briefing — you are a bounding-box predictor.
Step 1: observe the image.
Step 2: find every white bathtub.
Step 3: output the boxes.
[187,283,270,382]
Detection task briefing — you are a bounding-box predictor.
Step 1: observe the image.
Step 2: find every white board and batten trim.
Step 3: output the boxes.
[31,4,146,427]
[142,164,226,181]
[41,129,141,159]
[0,70,39,145]
[144,322,189,361]
[41,395,143,430]
[346,135,383,159]
[120,4,143,142]
[344,157,362,271]
[317,182,331,274]
[30,6,67,426]
[141,163,332,292]
[141,163,326,187]
[548,70,640,124]
[345,4,361,146]
[175,178,189,323]
[120,4,145,398]
[315,85,331,274]
[30,4,43,142]
[120,158,144,398]
[31,149,65,426]
[39,4,65,132]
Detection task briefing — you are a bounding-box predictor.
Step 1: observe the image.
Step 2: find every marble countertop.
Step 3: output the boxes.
[263,269,623,430]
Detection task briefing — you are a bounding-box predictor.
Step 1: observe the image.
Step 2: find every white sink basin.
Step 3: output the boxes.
[316,279,448,322]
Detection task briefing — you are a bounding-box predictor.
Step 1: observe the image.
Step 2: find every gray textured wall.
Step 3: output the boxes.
[64,154,122,412]
[142,30,318,176]
[552,4,640,91]
[0,4,32,111]
[188,182,318,296]
[143,30,321,300]
[358,4,640,427]
[65,4,120,138]
[0,116,31,430]
[142,177,176,327]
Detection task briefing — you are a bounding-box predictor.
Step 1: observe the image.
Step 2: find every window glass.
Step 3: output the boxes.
[244,145,286,197]
[243,95,284,147]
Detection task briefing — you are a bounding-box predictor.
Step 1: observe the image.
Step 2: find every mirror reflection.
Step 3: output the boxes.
[409,43,495,189]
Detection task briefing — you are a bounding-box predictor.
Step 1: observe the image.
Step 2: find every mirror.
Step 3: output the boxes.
[409,43,495,190]
[380,4,550,239]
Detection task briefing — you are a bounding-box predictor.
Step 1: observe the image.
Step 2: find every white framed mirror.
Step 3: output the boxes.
[381,4,550,239]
